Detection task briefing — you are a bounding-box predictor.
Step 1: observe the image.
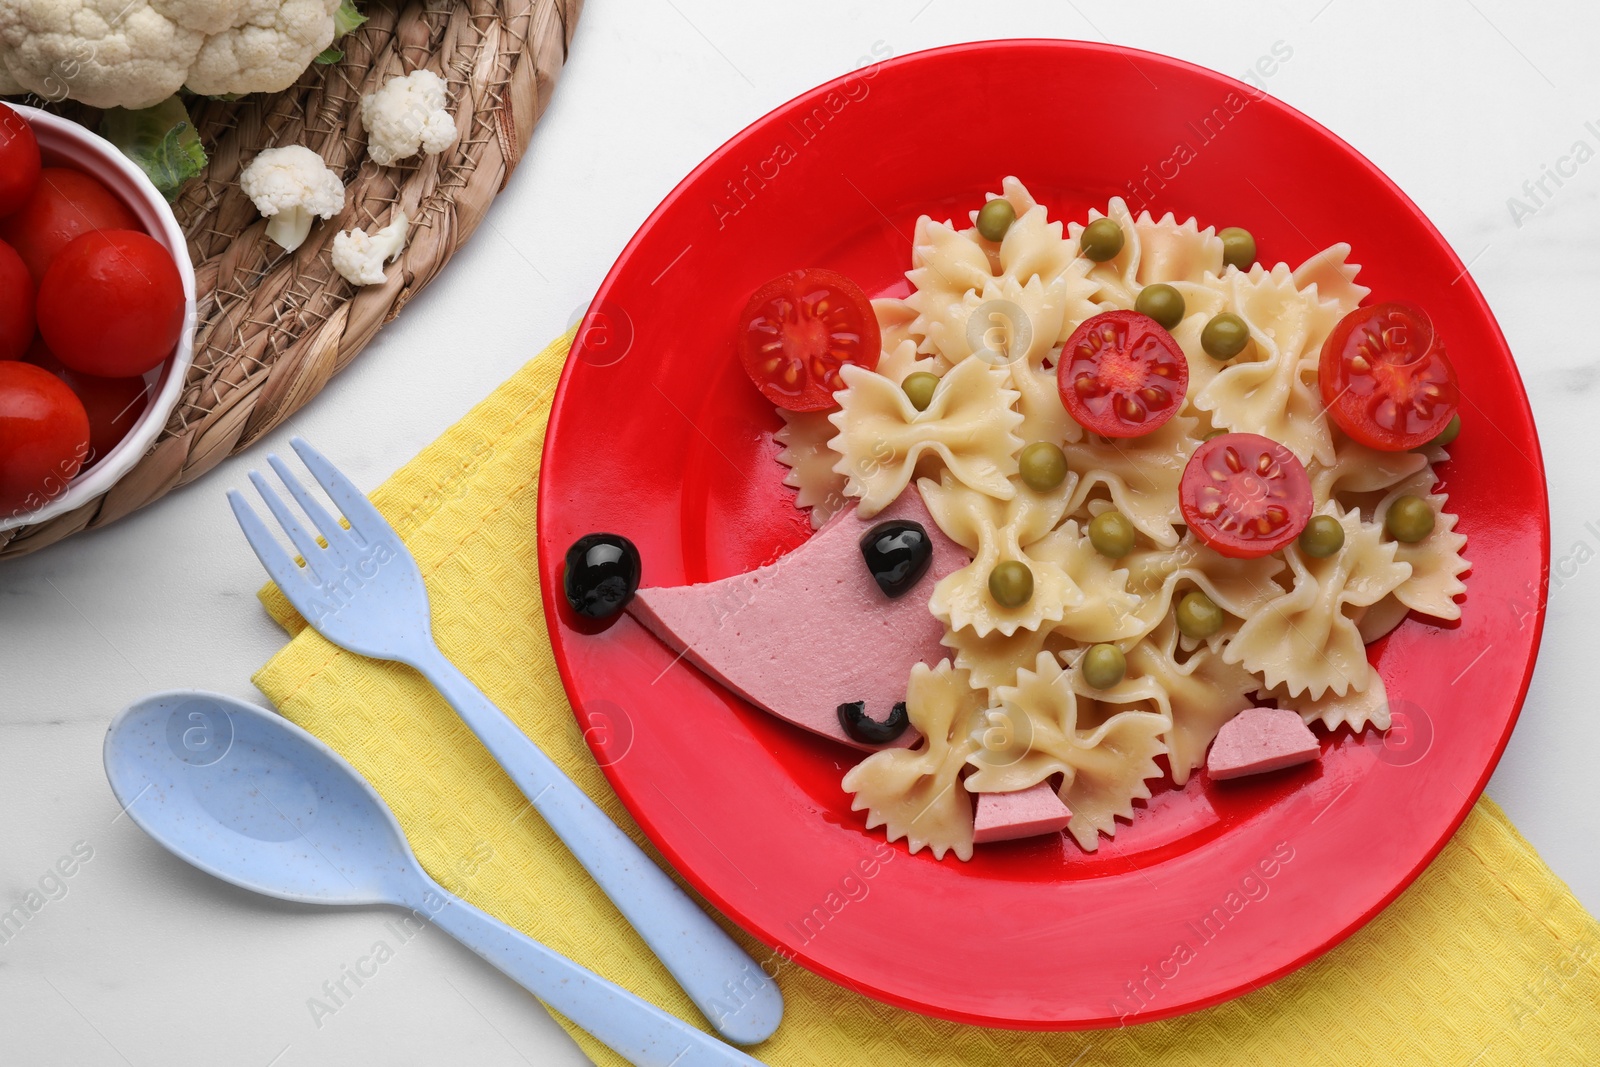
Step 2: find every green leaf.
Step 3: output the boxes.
[333,0,367,38]
[99,96,208,202]
[315,47,344,65]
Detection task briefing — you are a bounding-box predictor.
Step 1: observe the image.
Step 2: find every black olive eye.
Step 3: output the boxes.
[859,519,932,598]
[837,700,910,745]
[563,533,641,620]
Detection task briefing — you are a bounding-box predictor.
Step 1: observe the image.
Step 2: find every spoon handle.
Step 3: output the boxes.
[411,646,782,1045]
[420,878,765,1067]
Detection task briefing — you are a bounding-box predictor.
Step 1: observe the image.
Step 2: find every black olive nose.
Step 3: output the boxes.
[859,519,933,598]
[564,533,641,621]
[837,700,910,745]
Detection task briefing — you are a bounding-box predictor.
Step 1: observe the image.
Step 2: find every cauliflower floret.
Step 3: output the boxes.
[331,209,407,286]
[0,0,344,110]
[359,68,456,167]
[239,144,345,252]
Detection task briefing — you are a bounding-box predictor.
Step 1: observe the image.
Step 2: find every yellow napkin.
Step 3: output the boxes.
[255,332,1600,1066]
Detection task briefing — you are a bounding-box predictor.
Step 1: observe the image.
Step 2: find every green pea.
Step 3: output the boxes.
[901,371,940,412]
[988,560,1034,608]
[1018,441,1068,493]
[1219,227,1256,270]
[1386,495,1435,543]
[1201,312,1250,360]
[1428,413,1462,449]
[1088,510,1136,559]
[976,199,1016,242]
[1203,428,1229,441]
[1297,514,1346,558]
[1082,643,1127,690]
[1175,590,1224,639]
[1135,283,1186,330]
[1080,217,1125,262]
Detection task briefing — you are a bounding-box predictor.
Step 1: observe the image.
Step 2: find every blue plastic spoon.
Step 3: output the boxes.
[104,691,768,1067]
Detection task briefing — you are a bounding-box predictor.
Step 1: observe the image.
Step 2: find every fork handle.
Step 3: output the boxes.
[411,646,783,1046]
[419,876,764,1067]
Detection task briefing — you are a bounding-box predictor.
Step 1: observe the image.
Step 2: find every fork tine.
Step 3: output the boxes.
[265,453,365,569]
[248,470,339,587]
[289,437,399,548]
[227,490,322,606]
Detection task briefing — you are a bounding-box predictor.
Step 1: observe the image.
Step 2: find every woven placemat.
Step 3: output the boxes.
[0,0,583,560]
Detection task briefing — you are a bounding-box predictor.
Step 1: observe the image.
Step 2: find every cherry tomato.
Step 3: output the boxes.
[0,360,90,517]
[38,229,185,379]
[737,268,880,411]
[0,104,41,218]
[1057,310,1188,438]
[0,167,138,282]
[0,237,32,361]
[23,339,149,465]
[1179,432,1313,559]
[1318,302,1458,452]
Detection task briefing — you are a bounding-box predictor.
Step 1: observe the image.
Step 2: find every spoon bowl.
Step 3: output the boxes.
[105,691,418,908]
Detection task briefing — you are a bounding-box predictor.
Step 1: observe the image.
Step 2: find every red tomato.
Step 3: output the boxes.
[1318,302,1458,451]
[0,104,40,218]
[38,229,185,379]
[1179,432,1313,559]
[737,268,880,411]
[0,360,90,516]
[1057,310,1188,438]
[0,237,32,361]
[23,338,149,465]
[0,167,138,282]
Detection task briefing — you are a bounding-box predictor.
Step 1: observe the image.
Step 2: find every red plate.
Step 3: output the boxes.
[538,40,1547,1028]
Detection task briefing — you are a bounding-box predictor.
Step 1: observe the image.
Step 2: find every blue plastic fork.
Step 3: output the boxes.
[228,437,782,1046]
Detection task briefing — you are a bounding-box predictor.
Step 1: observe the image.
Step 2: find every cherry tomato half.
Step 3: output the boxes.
[24,339,149,465]
[38,229,185,379]
[1057,310,1188,438]
[1179,432,1313,559]
[0,103,41,218]
[0,360,90,517]
[1318,302,1458,452]
[0,167,138,282]
[737,268,880,411]
[0,237,33,361]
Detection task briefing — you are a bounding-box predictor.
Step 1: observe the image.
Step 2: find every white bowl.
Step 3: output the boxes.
[0,104,198,533]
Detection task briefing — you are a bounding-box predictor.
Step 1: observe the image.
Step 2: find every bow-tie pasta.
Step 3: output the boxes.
[743,180,1468,857]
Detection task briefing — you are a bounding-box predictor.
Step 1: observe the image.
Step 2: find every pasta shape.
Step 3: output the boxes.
[875,337,946,385]
[829,358,1023,517]
[1291,242,1369,318]
[1374,470,1469,621]
[1028,520,1146,643]
[1225,506,1411,699]
[1191,266,1341,466]
[774,409,847,529]
[1311,431,1430,504]
[1266,664,1392,732]
[919,472,1079,637]
[1353,594,1412,644]
[1064,413,1200,547]
[841,661,985,861]
[1122,534,1287,646]
[1067,196,1141,307]
[872,297,926,356]
[1120,619,1261,785]
[966,652,1168,851]
[1134,211,1225,286]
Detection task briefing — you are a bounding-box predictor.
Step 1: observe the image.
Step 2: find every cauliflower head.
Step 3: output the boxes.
[240,143,344,251]
[0,0,343,109]
[331,208,406,286]
[359,68,456,167]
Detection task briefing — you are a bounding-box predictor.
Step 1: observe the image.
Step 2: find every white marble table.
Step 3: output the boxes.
[2,1,1595,1063]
